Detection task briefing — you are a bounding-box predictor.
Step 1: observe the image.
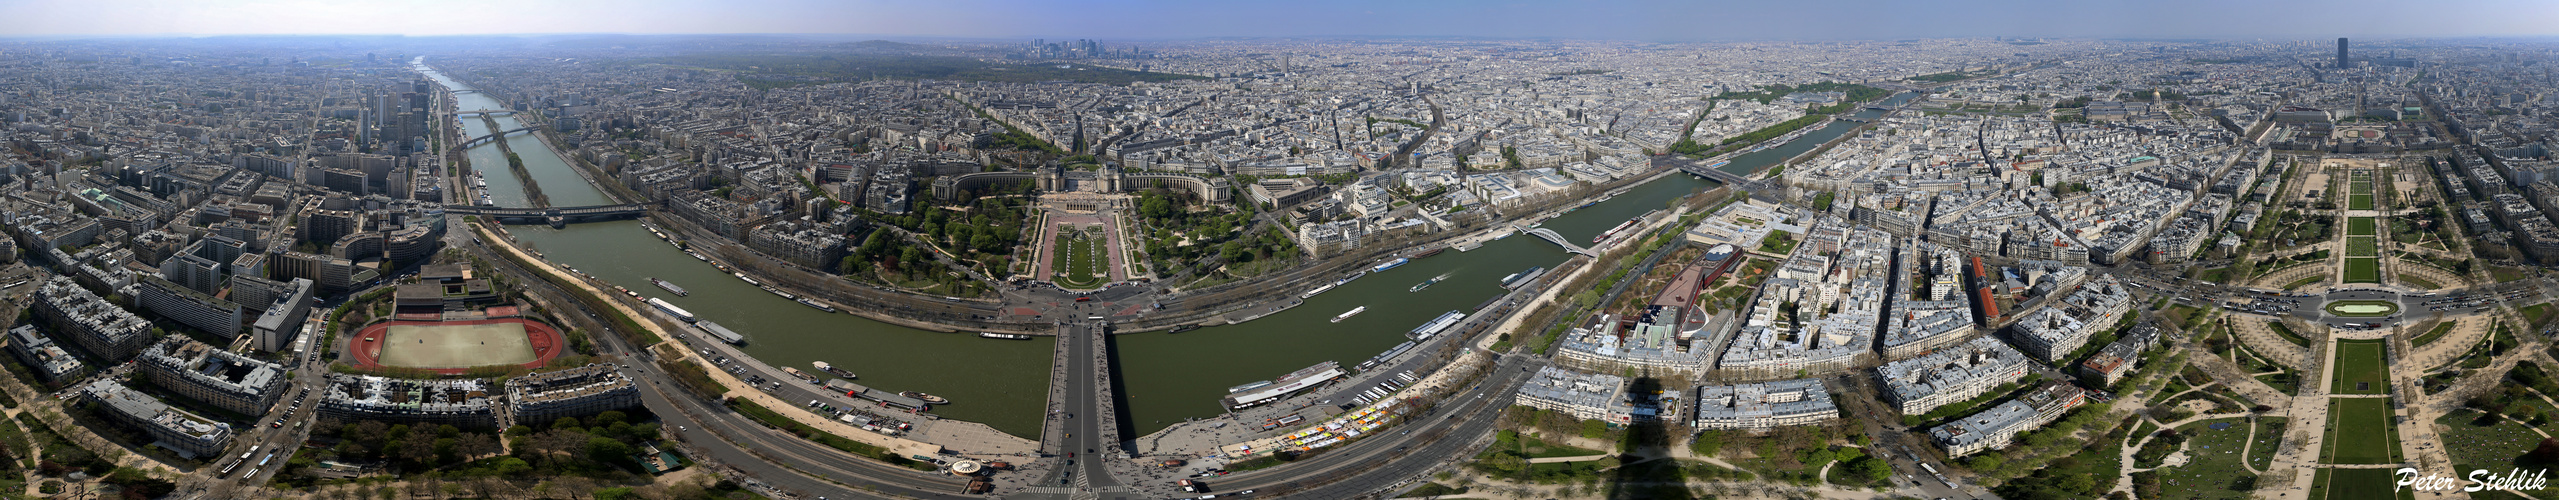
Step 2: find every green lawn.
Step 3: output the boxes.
[2343,258,2381,283]
[2317,467,2416,500]
[2330,340,2390,394]
[2323,300,2400,317]
[2269,321,2311,347]
[2345,236,2378,257]
[2413,321,2458,347]
[2256,371,2300,393]
[2494,267,2534,283]
[2437,409,2559,500]
[2348,217,2377,236]
[2349,194,2375,210]
[1051,227,1108,289]
[2286,274,2331,290]
[2153,418,2268,500]
[2523,303,2554,328]
[2320,398,2402,465]
[2248,417,2288,471]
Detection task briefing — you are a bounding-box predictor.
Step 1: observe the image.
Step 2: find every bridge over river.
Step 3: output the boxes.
[445,202,651,227]
[1521,227,1596,256]
[1024,320,1134,499]
[458,125,544,149]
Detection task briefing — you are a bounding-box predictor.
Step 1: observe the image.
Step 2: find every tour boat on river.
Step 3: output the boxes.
[1332,306,1367,323]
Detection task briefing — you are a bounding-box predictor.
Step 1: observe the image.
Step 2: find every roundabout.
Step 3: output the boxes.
[2323,299,2401,317]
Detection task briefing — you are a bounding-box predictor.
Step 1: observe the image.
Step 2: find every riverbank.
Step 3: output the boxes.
[470,221,1040,460]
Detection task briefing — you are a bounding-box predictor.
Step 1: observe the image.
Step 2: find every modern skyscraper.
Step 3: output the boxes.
[2337,37,2349,68]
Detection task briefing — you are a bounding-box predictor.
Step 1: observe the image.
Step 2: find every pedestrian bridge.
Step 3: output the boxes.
[459,126,543,149]
[445,202,651,228]
[1522,227,1597,256]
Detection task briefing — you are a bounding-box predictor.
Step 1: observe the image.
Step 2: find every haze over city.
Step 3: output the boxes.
[9,1,2559,500]
[1,0,2556,39]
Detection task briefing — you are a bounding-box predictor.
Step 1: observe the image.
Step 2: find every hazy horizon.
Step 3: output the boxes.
[2,0,2555,41]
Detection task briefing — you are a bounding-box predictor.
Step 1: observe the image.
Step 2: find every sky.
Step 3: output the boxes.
[3,0,2558,40]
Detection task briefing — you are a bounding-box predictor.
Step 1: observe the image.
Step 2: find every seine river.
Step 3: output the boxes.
[422,59,1910,437]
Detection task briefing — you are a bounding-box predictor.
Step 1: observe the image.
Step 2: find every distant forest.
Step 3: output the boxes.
[632,53,1208,89]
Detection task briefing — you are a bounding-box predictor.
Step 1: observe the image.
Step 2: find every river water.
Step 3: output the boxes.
[420,55,1910,438]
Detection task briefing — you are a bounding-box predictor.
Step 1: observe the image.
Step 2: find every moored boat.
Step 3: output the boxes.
[646,298,696,322]
[650,277,688,296]
[979,332,1033,340]
[900,391,950,405]
[798,297,837,313]
[813,361,857,379]
[1594,218,1640,244]
[697,321,747,345]
[1502,266,1546,289]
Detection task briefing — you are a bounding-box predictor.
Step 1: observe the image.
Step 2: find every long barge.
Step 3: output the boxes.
[647,298,697,322]
[1593,218,1640,244]
[650,278,688,296]
[1502,267,1547,290]
[1300,282,1338,300]
[697,320,746,344]
[1408,310,1465,340]
[1332,306,1366,323]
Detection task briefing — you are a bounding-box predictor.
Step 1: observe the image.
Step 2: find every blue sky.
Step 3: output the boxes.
[3,0,2555,39]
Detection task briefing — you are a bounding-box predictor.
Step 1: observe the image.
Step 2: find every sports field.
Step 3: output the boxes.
[350,318,564,373]
[2321,398,2402,465]
[2343,258,2381,283]
[2329,340,2390,394]
[379,323,535,368]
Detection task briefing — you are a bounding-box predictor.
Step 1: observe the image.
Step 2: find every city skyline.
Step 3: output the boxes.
[0,0,2556,40]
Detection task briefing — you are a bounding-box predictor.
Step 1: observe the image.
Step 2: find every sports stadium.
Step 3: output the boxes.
[346,309,566,374]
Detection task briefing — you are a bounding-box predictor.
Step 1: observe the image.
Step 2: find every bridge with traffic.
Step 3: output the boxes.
[458,125,544,149]
[443,202,652,227]
[1020,321,1133,499]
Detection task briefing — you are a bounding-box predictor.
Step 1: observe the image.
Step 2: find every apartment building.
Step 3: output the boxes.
[138,338,287,417]
[504,363,643,427]
[81,379,232,459]
[1693,379,1838,430]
